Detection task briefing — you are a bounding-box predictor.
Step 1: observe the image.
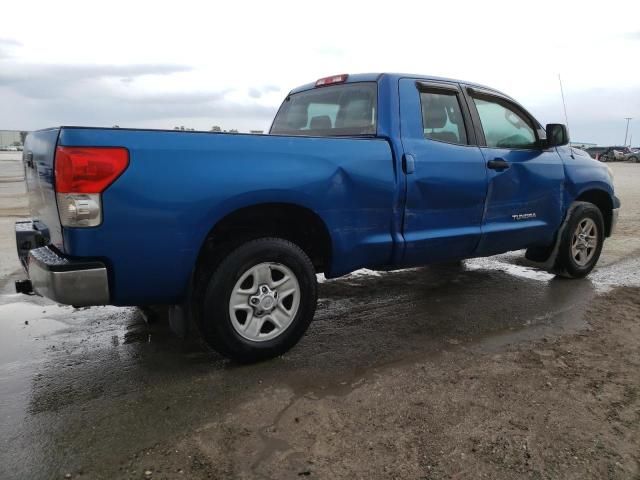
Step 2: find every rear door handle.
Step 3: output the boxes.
[402,153,415,174]
[487,158,509,170]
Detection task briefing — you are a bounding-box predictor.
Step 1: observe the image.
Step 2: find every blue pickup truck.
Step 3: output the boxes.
[15,73,619,362]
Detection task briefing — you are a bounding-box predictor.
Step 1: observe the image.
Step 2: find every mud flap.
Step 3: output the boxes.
[169,280,202,342]
[525,202,586,277]
[139,304,198,341]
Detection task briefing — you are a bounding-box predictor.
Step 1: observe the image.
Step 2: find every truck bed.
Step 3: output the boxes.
[23,127,397,305]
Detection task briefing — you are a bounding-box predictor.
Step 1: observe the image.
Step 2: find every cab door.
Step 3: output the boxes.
[398,78,488,265]
[463,87,565,255]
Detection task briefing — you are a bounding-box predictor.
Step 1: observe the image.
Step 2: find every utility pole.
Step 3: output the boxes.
[624,117,632,146]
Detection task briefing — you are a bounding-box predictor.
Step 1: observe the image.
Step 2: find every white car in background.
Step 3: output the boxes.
[625,149,640,163]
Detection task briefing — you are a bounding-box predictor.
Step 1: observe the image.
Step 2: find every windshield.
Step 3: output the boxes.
[270,82,377,136]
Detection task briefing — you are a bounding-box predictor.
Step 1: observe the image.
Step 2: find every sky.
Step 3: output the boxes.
[0,0,639,145]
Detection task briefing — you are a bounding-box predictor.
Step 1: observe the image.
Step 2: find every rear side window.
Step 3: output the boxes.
[419,91,468,145]
[270,82,377,136]
[472,96,537,149]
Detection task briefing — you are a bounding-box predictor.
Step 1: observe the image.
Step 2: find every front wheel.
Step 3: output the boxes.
[197,238,317,363]
[555,202,604,278]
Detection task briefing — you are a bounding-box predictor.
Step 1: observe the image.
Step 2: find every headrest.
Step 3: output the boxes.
[423,96,448,129]
[336,98,372,128]
[309,115,332,130]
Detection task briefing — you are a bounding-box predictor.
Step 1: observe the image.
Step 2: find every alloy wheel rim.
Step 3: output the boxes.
[571,218,598,267]
[229,262,300,342]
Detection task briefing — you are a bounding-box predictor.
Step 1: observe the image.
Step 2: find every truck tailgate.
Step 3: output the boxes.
[23,128,63,249]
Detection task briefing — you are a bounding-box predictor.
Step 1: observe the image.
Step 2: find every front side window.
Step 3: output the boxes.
[472,96,537,149]
[270,82,377,136]
[419,91,468,145]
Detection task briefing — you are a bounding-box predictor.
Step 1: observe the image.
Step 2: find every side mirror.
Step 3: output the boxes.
[546,123,569,147]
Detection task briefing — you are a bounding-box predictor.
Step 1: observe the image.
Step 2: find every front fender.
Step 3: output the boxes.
[562,153,615,211]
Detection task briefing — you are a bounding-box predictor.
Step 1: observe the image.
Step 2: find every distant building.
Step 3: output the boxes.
[249,130,264,135]
[0,130,26,147]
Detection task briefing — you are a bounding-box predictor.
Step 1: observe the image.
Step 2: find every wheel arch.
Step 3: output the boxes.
[194,202,333,280]
[575,188,614,237]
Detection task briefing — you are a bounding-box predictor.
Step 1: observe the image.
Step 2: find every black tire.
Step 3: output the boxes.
[630,156,639,163]
[197,237,317,363]
[555,202,604,278]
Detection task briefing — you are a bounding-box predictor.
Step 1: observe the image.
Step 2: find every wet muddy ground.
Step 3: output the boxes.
[0,153,639,479]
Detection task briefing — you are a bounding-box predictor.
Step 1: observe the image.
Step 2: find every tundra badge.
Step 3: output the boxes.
[512,213,537,221]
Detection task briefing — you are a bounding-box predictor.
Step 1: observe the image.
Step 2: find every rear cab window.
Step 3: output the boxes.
[270,82,377,136]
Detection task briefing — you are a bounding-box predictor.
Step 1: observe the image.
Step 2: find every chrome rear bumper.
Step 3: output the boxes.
[28,247,110,306]
[15,221,110,306]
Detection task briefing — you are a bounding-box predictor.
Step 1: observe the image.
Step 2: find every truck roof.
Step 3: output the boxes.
[289,72,510,98]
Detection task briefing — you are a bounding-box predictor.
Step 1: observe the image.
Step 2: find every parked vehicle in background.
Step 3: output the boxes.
[585,146,607,160]
[625,149,639,162]
[599,146,629,162]
[14,73,620,362]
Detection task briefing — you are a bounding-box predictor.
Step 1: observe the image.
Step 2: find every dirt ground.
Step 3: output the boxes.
[0,153,639,479]
[141,288,640,480]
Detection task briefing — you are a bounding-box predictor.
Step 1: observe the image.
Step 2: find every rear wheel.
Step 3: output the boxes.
[197,238,317,362]
[555,202,604,278]
[629,155,639,163]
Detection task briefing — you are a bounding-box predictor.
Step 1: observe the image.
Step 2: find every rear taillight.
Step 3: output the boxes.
[54,147,129,227]
[55,147,129,194]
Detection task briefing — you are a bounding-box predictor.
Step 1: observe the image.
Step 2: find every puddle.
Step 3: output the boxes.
[0,303,73,365]
[0,303,76,447]
[0,316,69,365]
[0,250,637,430]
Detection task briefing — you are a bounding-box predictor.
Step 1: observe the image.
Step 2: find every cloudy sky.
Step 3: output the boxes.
[1,0,639,145]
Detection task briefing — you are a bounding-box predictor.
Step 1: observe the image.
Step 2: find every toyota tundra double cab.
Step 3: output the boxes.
[15,73,620,362]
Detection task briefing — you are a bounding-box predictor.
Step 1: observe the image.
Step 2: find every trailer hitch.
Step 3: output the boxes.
[15,279,34,295]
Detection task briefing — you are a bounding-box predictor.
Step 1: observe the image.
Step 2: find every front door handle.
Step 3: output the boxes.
[487,158,509,170]
[402,154,415,174]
